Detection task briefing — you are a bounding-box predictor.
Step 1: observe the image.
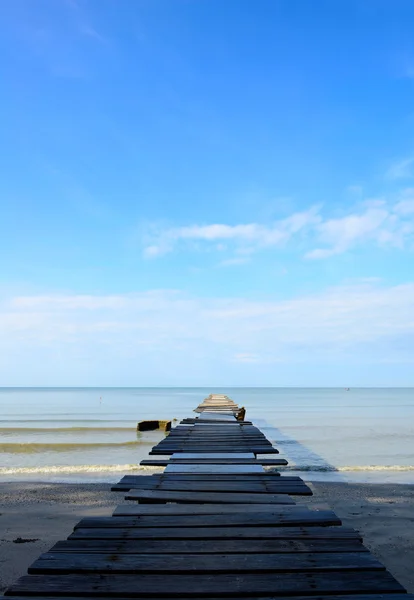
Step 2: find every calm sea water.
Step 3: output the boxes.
[1,387,413,484]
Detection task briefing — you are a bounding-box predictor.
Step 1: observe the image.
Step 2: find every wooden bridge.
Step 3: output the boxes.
[5,393,412,599]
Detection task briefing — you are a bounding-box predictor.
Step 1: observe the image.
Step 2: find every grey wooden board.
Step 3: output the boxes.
[199,413,236,420]
[164,464,265,474]
[112,483,312,495]
[140,459,288,466]
[171,453,255,459]
[69,525,360,540]
[119,475,305,483]
[7,595,413,600]
[117,475,299,483]
[125,489,295,503]
[112,503,306,516]
[50,538,368,554]
[114,481,307,491]
[150,448,279,454]
[74,511,341,529]
[114,479,307,489]
[6,571,405,596]
[29,551,384,574]
[182,419,253,424]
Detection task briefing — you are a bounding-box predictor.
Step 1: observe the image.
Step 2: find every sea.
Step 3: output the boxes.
[1,387,413,484]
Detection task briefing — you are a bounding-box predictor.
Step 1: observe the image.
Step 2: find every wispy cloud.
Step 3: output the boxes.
[305,205,390,259]
[142,191,414,261]
[78,24,107,44]
[143,207,321,258]
[386,157,414,179]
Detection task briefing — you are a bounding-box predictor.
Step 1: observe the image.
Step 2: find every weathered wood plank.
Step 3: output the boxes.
[6,571,405,596]
[74,511,341,530]
[69,525,359,540]
[112,481,311,494]
[150,449,280,454]
[171,453,255,458]
[125,489,295,504]
[112,503,306,516]
[164,464,266,474]
[119,472,310,483]
[140,459,288,466]
[50,538,368,554]
[29,551,384,574]
[123,476,308,483]
[7,595,412,600]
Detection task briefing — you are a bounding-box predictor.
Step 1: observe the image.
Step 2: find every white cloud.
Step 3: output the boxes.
[386,157,414,179]
[305,206,391,259]
[143,207,321,258]
[143,193,414,261]
[1,282,414,385]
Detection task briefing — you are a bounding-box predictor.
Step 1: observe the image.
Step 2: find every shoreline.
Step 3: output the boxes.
[1,481,414,593]
[1,466,414,485]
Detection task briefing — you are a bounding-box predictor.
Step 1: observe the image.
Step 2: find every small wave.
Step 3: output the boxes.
[0,464,163,475]
[0,427,137,432]
[279,464,414,472]
[0,441,153,453]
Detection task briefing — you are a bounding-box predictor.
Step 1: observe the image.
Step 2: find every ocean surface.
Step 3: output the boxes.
[1,387,413,484]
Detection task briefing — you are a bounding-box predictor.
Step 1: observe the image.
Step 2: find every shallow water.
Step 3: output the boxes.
[0,387,413,483]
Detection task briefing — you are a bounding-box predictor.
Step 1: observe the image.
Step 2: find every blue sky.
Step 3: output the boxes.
[1,0,414,386]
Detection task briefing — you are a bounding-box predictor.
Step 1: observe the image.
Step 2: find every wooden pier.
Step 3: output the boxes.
[5,393,412,599]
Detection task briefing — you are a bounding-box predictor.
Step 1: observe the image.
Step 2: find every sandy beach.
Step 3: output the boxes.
[1,481,414,594]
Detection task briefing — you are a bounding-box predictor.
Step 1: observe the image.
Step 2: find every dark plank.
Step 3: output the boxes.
[125,489,294,504]
[112,503,306,516]
[70,525,359,540]
[7,595,412,600]
[112,482,312,495]
[117,478,301,488]
[114,482,308,491]
[124,475,307,482]
[119,476,304,483]
[29,551,384,574]
[50,538,368,554]
[5,596,412,600]
[139,459,288,466]
[75,511,340,529]
[120,478,314,486]
[150,448,280,454]
[6,571,405,596]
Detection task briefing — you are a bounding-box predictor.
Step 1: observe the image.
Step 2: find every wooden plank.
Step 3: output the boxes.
[149,446,279,455]
[50,538,368,554]
[164,464,265,474]
[74,511,341,529]
[172,453,255,459]
[117,475,304,484]
[125,489,295,504]
[112,482,312,495]
[29,551,384,574]
[121,476,311,483]
[69,525,360,540]
[112,504,307,516]
[116,478,305,488]
[139,458,288,465]
[7,595,413,600]
[112,481,309,491]
[6,571,405,596]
